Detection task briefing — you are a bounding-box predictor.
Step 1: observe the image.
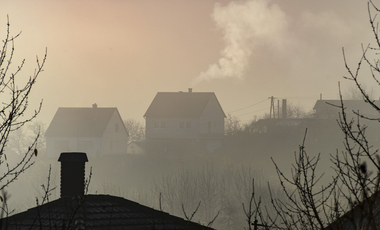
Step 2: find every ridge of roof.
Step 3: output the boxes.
[3,194,214,230]
[45,107,124,137]
[144,91,224,118]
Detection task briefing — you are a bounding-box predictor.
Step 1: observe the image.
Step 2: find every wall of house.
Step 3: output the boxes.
[46,136,102,158]
[101,110,129,155]
[199,95,225,137]
[145,117,200,140]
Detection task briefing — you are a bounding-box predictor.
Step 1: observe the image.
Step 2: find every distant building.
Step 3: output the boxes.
[45,104,129,157]
[313,99,380,119]
[144,89,226,152]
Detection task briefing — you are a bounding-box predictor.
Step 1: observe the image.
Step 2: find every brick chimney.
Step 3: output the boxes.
[58,152,88,198]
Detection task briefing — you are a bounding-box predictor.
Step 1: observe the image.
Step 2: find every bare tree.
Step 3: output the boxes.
[124,119,145,144]
[7,121,46,157]
[225,114,243,135]
[0,17,46,194]
[260,1,380,229]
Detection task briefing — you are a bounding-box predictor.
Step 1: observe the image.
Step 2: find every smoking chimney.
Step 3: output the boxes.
[282,99,287,119]
[58,152,88,198]
[92,103,97,108]
[188,88,192,93]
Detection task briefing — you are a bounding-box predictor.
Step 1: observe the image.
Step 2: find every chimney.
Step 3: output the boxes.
[92,103,97,108]
[58,152,88,198]
[282,99,287,119]
[188,88,192,93]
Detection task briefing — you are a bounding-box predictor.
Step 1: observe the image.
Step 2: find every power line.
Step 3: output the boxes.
[228,98,269,113]
[235,107,268,117]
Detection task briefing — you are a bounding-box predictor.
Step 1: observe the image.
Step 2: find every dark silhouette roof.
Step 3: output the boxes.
[45,107,127,137]
[2,195,214,230]
[144,92,225,118]
[324,192,380,230]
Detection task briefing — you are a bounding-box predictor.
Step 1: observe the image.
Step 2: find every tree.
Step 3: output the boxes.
[6,121,46,157]
[124,119,145,144]
[225,114,243,135]
[0,17,46,201]
[252,1,380,229]
[344,83,375,100]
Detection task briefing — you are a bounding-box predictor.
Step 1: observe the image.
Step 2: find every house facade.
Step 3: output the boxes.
[45,104,129,157]
[144,89,226,152]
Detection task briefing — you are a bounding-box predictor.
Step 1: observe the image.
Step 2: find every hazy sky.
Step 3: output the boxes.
[0,0,375,124]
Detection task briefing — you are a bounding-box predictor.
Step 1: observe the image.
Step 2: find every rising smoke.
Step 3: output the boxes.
[192,0,288,85]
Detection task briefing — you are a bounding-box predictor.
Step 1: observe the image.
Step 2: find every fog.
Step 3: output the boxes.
[0,0,375,123]
[1,0,380,229]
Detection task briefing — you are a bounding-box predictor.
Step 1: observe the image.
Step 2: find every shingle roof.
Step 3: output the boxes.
[325,192,380,230]
[144,92,225,118]
[1,195,214,230]
[45,107,125,137]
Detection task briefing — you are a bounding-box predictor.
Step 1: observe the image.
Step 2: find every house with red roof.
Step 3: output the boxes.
[144,89,226,152]
[45,104,129,157]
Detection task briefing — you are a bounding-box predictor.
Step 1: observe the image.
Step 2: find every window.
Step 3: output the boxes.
[78,141,94,151]
[154,121,166,129]
[115,124,119,132]
[179,121,191,130]
[54,141,69,150]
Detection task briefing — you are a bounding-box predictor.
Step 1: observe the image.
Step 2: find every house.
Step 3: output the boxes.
[143,89,226,152]
[127,141,145,155]
[45,104,129,157]
[313,99,380,119]
[1,152,214,230]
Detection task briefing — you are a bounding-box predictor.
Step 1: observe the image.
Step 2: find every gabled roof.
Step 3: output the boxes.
[313,100,379,112]
[2,195,213,230]
[45,107,127,137]
[144,92,225,118]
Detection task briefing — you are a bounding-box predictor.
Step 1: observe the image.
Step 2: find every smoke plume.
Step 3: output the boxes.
[192,0,288,85]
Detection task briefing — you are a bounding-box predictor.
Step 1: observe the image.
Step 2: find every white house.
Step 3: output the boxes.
[45,104,129,157]
[144,89,226,152]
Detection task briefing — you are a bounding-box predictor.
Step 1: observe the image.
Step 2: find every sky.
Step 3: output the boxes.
[0,0,376,125]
